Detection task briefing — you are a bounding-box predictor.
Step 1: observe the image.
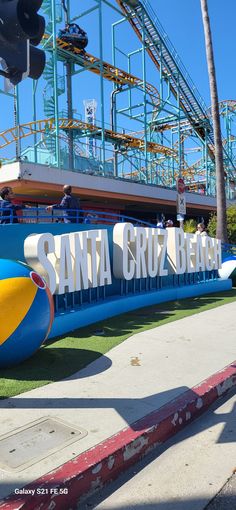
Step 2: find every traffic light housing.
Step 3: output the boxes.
[0,0,46,85]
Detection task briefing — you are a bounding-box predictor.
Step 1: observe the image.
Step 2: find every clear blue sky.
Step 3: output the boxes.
[151,0,236,105]
[0,0,235,157]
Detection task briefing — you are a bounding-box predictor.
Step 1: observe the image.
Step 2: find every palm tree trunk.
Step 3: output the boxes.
[200,0,228,242]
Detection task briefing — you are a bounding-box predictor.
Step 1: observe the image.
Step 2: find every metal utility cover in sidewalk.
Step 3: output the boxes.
[0,417,87,471]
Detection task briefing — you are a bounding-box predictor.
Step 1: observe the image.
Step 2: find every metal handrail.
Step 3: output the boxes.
[0,207,155,227]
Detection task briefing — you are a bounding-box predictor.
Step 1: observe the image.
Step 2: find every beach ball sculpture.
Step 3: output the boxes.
[0,259,54,368]
[218,255,236,286]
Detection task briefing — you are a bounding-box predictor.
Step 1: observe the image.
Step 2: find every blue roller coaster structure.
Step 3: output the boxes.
[0,0,235,200]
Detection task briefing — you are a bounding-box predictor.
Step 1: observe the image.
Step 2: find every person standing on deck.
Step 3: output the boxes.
[46,185,80,223]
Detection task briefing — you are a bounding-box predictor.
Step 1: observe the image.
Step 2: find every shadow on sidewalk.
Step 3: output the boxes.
[1,386,236,442]
[77,493,236,510]
[1,395,236,509]
[0,385,189,412]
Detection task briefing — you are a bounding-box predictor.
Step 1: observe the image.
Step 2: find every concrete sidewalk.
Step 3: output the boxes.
[0,301,236,509]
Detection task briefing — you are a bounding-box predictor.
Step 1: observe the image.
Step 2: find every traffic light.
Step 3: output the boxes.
[0,0,46,86]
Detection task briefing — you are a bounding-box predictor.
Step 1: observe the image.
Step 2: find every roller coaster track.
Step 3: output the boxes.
[115,0,215,153]
[219,100,236,112]
[0,118,174,156]
[43,35,160,109]
[43,33,232,178]
[207,100,236,119]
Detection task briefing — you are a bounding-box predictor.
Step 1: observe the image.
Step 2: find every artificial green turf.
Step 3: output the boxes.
[1,289,236,399]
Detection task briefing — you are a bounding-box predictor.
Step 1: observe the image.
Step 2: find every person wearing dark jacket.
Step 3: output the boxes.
[46,185,80,223]
[0,187,26,224]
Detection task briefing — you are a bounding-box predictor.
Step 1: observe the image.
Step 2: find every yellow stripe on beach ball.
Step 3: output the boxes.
[0,277,37,346]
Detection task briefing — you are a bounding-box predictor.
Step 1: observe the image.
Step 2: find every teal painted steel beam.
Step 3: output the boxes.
[141,9,148,183]
[32,80,38,163]
[71,5,98,22]
[14,86,21,161]
[51,0,60,167]
[0,90,14,98]
[98,0,105,175]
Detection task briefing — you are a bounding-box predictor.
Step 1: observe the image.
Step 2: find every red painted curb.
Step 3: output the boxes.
[1,361,236,510]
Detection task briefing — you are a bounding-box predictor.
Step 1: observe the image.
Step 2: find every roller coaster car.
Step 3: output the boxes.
[58,23,88,51]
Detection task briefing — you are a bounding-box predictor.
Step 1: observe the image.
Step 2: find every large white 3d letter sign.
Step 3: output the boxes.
[24,224,221,295]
